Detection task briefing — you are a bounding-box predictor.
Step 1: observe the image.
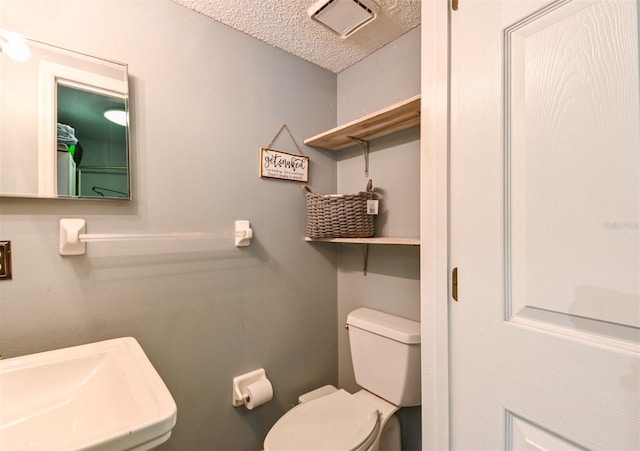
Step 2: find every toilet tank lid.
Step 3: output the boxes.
[347,308,420,344]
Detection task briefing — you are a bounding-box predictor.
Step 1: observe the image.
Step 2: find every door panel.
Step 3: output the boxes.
[506,411,586,451]
[506,0,640,338]
[450,0,639,449]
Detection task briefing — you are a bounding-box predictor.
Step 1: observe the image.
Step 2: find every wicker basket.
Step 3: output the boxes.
[302,180,376,238]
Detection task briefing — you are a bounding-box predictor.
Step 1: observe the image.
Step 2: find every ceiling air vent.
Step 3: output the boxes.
[308,0,379,39]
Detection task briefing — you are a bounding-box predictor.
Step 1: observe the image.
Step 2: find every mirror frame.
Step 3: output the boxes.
[0,30,130,200]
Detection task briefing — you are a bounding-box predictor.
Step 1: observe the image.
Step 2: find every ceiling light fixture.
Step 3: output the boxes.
[308,0,379,39]
[0,31,31,62]
[104,109,127,127]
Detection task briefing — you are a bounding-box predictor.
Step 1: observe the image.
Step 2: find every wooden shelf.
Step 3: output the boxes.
[305,237,420,246]
[304,94,421,151]
[303,95,422,273]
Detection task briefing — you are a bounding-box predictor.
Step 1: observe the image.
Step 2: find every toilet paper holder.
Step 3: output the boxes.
[232,368,270,407]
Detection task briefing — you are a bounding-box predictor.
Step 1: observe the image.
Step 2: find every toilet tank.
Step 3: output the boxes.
[347,308,421,407]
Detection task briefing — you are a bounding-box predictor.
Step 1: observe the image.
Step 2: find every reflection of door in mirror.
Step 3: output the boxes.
[56,85,128,199]
[39,60,129,199]
[0,29,130,200]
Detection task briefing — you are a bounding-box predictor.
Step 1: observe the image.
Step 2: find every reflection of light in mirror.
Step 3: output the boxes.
[104,109,127,126]
[0,31,31,62]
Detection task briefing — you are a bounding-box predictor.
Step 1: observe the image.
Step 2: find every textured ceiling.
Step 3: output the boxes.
[171,0,421,73]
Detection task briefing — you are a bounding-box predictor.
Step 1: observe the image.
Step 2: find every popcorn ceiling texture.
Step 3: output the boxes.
[171,0,420,73]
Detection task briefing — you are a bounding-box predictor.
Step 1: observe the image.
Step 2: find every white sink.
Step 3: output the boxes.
[0,337,177,450]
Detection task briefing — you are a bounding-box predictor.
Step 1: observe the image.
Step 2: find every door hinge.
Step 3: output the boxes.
[452,267,458,301]
[452,0,459,11]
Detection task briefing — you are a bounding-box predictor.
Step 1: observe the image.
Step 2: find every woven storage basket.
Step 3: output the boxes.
[302,180,376,238]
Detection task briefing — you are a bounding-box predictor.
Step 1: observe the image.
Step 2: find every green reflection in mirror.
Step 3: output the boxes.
[56,85,128,199]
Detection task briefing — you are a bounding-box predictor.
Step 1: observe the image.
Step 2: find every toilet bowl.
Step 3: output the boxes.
[264,308,420,451]
[263,387,401,451]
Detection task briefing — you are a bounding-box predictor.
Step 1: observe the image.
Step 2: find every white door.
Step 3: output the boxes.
[449,0,639,449]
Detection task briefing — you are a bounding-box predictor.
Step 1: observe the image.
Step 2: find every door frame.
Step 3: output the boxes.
[420,1,451,449]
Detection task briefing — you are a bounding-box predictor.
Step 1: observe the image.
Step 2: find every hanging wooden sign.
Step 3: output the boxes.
[260,148,309,182]
[259,124,309,182]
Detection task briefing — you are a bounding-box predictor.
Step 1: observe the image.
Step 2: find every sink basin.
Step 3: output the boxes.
[0,337,177,450]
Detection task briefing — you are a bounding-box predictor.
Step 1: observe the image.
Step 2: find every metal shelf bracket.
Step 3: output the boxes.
[348,136,370,177]
[349,242,370,276]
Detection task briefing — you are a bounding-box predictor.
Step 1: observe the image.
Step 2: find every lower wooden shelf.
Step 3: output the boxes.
[304,237,420,245]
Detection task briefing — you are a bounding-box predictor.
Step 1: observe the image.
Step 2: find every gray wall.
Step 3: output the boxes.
[336,26,422,450]
[336,26,421,392]
[0,1,338,449]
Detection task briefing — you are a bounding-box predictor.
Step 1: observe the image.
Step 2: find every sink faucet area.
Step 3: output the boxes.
[0,337,177,450]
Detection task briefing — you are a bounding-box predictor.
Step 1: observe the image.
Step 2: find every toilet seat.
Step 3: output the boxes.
[263,389,380,451]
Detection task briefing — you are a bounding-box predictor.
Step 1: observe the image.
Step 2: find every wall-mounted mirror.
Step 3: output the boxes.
[0,29,130,200]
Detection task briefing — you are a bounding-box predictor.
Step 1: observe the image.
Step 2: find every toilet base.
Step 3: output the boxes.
[378,414,401,451]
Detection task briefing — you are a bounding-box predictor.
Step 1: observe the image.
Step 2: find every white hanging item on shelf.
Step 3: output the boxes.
[259,124,309,182]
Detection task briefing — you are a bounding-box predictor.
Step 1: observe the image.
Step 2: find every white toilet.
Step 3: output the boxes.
[264,307,421,451]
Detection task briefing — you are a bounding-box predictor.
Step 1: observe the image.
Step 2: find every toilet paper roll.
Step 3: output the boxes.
[242,378,273,410]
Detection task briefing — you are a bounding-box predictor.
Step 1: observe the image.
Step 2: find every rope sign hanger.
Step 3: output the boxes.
[264,124,305,156]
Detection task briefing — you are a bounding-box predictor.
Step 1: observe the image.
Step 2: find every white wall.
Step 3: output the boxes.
[0,1,338,449]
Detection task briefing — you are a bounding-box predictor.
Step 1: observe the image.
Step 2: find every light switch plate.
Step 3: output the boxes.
[0,241,12,280]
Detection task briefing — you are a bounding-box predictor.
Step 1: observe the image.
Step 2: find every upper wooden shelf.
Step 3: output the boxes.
[304,94,421,151]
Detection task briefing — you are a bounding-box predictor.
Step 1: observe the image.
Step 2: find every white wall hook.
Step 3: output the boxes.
[235,220,252,247]
[59,218,87,255]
